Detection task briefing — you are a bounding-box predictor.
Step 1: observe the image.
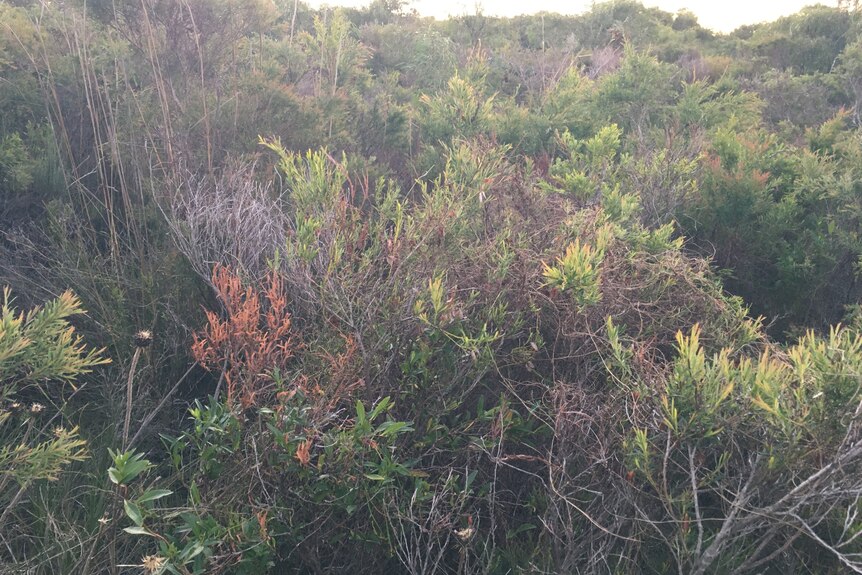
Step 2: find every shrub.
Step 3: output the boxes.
[191,265,298,410]
[0,288,109,564]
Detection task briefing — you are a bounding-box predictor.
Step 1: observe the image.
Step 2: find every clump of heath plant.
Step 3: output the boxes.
[0,288,109,553]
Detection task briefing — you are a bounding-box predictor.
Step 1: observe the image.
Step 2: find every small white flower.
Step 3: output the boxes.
[454,527,475,541]
[141,554,165,573]
[134,330,153,348]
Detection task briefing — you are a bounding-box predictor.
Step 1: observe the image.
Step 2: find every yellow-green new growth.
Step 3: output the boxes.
[542,238,605,306]
[0,288,110,385]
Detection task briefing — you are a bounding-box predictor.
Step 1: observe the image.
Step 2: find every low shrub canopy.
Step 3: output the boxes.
[2,1,862,573]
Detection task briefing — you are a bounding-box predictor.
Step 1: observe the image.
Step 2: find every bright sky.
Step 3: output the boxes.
[313,0,823,32]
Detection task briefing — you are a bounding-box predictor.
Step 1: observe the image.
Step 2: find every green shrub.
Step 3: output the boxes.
[0,288,109,563]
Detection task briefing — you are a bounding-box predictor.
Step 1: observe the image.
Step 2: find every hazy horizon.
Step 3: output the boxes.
[309,0,824,32]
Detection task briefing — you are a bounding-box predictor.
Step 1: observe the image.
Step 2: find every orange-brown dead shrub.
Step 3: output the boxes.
[192,265,298,409]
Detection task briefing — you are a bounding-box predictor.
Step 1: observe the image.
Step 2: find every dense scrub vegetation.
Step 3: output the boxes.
[3,0,862,573]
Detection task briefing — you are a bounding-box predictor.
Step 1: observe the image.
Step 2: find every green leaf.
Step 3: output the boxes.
[124,499,143,527]
[355,400,366,425]
[189,481,201,506]
[364,473,386,481]
[465,468,478,492]
[369,396,392,421]
[180,541,205,561]
[107,449,152,485]
[507,523,537,539]
[374,420,412,436]
[123,525,154,536]
[138,489,173,504]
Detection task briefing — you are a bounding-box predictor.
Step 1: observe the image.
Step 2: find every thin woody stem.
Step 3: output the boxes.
[122,347,142,449]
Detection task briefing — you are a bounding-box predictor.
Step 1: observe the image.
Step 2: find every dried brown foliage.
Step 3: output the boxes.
[192,265,298,409]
